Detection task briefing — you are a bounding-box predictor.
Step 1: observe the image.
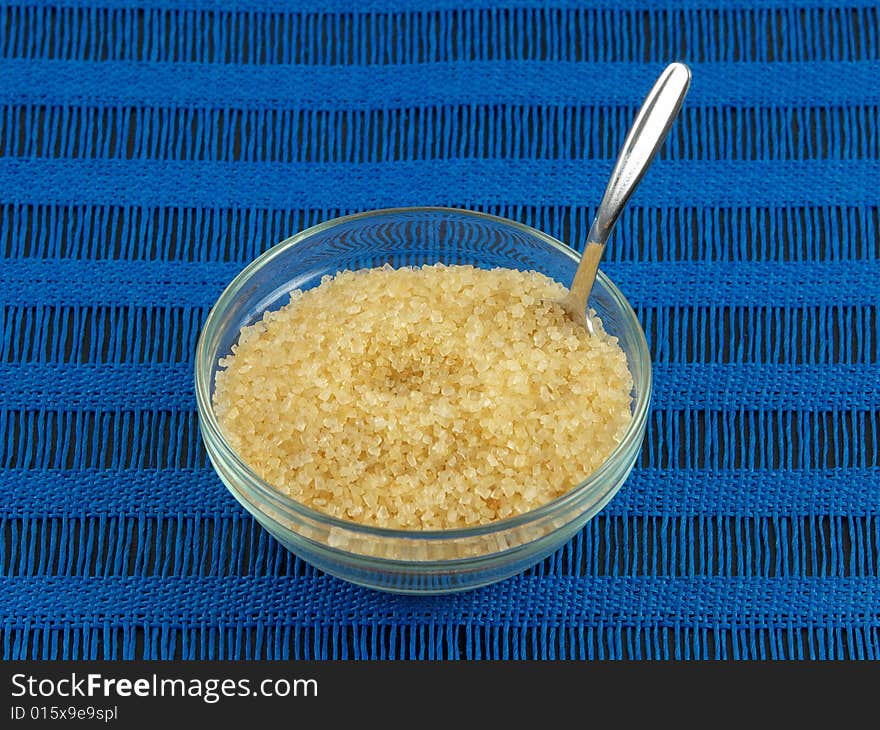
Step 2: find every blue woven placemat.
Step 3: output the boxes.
[2,0,879,660]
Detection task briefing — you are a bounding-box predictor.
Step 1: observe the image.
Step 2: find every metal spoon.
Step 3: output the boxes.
[559,62,692,333]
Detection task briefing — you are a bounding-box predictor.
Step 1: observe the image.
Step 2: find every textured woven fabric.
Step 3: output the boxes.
[2,1,879,659]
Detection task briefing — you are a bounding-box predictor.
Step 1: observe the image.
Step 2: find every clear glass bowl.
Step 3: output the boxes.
[194,207,651,594]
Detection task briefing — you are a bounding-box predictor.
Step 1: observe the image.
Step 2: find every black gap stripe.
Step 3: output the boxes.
[0,6,877,64]
[1,513,876,580]
[2,105,877,162]
[3,623,871,659]
[0,409,206,470]
[0,514,312,579]
[2,204,878,263]
[2,303,877,367]
[1,408,877,471]
[1,304,207,365]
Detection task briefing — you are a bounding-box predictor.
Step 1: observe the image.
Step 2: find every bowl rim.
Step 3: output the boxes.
[194,205,652,542]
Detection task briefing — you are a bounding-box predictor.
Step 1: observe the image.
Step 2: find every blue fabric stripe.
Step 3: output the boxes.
[2,158,879,208]
[4,59,879,108]
[2,575,878,625]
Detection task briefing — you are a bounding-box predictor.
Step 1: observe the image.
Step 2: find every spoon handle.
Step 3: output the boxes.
[567,62,691,317]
